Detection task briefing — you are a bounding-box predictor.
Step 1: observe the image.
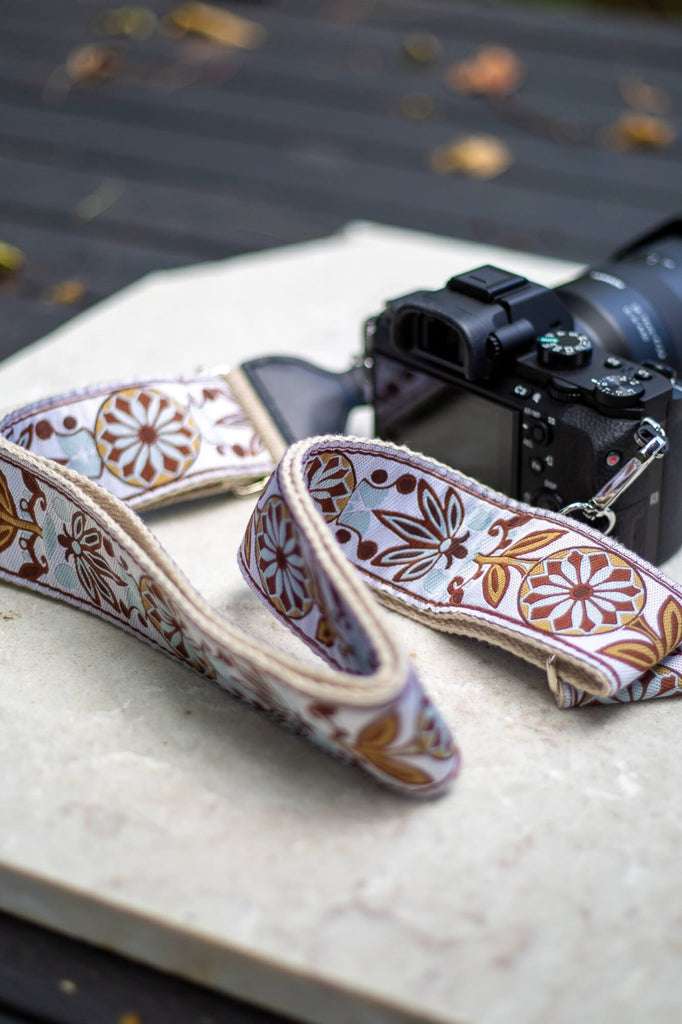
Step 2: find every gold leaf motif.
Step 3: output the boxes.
[0,468,42,554]
[600,640,659,670]
[355,711,432,787]
[658,597,682,654]
[483,562,509,608]
[503,529,565,559]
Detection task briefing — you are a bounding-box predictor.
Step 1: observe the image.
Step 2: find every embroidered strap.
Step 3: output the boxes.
[1,374,681,797]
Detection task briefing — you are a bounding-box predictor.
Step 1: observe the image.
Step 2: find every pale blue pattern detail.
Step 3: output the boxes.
[56,429,103,478]
[55,562,78,591]
[465,503,499,533]
[52,495,73,522]
[337,479,389,535]
[41,515,59,559]
[422,568,450,596]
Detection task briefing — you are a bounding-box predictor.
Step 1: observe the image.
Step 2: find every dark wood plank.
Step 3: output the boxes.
[0,910,291,1024]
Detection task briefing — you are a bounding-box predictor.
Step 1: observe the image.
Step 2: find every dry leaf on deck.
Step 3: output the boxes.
[399,92,435,120]
[65,44,118,83]
[75,179,125,221]
[603,112,676,150]
[401,33,441,67]
[0,241,25,276]
[429,136,513,179]
[103,6,158,40]
[619,78,672,115]
[45,279,87,305]
[445,45,524,98]
[167,3,266,49]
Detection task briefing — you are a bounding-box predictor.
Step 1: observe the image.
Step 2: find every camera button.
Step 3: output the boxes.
[605,451,622,468]
[635,368,653,380]
[528,420,551,445]
[531,487,564,511]
[549,378,582,403]
[604,356,622,369]
[513,383,531,398]
[529,457,544,475]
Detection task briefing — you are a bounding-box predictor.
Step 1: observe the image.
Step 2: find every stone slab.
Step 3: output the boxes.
[0,224,680,1024]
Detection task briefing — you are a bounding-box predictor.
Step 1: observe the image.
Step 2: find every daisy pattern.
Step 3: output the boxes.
[95,387,201,489]
[255,495,314,619]
[518,547,645,636]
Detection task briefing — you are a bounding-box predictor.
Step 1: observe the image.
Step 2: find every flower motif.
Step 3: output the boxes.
[305,451,356,522]
[58,511,125,609]
[373,479,470,582]
[254,496,314,619]
[518,547,645,636]
[95,388,201,490]
[139,576,216,677]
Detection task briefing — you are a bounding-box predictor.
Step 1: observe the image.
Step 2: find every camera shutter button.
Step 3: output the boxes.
[548,378,582,403]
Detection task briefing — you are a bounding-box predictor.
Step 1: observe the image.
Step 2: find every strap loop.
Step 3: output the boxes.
[1,374,681,793]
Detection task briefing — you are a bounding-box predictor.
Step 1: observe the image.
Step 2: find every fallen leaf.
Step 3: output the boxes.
[0,241,25,276]
[401,32,441,67]
[45,279,87,305]
[399,92,435,120]
[75,178,125,221]
[445,45,524,98]
[603,112,676,150]
[167,3,265,49]
[65,44,117,83]
[619,77,672,115]
[103,6,158,40]
[429,135,513,179]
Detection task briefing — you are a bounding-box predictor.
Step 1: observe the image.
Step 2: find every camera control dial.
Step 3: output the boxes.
[536,330,592,369]
[593,374,646,409]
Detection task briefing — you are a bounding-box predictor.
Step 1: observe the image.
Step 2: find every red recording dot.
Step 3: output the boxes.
[606,451,621,468]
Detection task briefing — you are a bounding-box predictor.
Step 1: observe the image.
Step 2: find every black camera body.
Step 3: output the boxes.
[368,220,682,566]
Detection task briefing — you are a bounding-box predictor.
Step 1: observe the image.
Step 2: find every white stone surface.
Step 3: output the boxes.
[1,223,681,1024]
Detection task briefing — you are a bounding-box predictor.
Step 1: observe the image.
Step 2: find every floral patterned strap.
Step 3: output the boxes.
[2,375,682,800]
[240,437,682,710]
[0,377,459,798]
[0,375,275,509]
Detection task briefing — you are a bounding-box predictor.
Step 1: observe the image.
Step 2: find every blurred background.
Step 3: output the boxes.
[0,0,680,361]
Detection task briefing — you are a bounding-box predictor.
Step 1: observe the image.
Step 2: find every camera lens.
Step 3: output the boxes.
[556,225,682,375]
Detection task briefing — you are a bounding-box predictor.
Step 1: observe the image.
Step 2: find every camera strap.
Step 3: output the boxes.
[1,370,681,797]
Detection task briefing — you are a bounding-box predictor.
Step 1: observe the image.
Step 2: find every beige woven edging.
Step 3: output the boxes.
[226,366,288,463]
[374,589,612,700]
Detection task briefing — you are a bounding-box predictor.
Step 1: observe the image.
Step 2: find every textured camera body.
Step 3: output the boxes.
[369,266,682,565]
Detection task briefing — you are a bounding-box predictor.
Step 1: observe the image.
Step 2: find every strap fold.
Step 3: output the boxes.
[1,373,681,796]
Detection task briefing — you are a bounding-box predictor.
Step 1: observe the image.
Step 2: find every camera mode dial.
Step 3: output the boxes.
[536,330,592,369]
[593,374,645,409]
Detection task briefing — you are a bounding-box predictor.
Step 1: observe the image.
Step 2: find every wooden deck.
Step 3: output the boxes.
[0,0,680,1020]
[0,0,681,361]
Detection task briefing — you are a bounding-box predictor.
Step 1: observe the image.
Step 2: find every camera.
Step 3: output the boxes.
[367,218,682,565]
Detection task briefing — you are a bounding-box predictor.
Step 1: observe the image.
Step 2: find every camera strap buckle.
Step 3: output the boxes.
[560,417,668,535]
